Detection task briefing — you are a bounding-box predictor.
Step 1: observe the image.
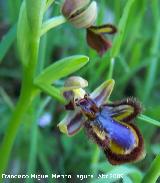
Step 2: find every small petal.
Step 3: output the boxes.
[103,97,142,122]
[86,29,112,56]
[63,90,74,101]
[57,111,85,136]
[89,24,117,35]
[90,79,115,106]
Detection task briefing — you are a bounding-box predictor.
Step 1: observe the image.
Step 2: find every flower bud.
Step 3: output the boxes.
[62,0,97,28]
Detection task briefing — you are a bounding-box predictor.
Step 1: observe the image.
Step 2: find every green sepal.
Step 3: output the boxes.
[35,82,66,103]
[17,0,45,66]
[17,2,30,65]
[34,55,89,102]
[25,0,45,37]
[34,55,89,85]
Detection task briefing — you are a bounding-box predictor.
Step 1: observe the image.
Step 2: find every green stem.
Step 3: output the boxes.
[40,16,66,36]
[0,0,43,178]
[141,155,160,183]
[26,100,39,183]
[107,58,115,79]
[26,31,49,182]
[0,69,36,180]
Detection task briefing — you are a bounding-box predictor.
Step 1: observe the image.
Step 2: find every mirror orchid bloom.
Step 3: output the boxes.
[58,77,145,165]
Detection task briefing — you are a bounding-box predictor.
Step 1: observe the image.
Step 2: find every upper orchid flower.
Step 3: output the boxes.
[61,0,117,56]
[58,76,145,165]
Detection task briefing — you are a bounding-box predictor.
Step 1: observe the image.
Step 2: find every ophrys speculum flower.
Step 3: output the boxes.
[58,77,145,165]
[61,0,117,56]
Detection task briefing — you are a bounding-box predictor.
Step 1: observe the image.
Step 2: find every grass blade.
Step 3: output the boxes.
[110,0,135,58]
[142,155,160,183]
[138,114,160,127]
[0,25,16,62]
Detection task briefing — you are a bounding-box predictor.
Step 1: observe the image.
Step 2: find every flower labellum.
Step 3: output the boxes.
[61,0,117,56]
[58,77,145,165]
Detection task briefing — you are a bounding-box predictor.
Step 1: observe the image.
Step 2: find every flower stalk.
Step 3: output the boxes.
[0,71,36,179]
[0,0,71,178]
[0,0,44,178]
[40,15,66,36]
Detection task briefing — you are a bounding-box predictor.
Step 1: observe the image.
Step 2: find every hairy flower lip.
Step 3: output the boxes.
[85,122,145,165]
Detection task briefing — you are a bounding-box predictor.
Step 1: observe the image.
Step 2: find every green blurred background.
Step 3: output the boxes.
[0,0,160,182]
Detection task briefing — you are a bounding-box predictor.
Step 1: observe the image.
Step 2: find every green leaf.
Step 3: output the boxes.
[35,55,89,84]
[34,55,89,102]
[138,114,160,127]
[141,155,160,183]
[0,25,16,62]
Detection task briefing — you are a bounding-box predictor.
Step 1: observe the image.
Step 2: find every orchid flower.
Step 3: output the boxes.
[58,76,145,165]
[61,0,117,56]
